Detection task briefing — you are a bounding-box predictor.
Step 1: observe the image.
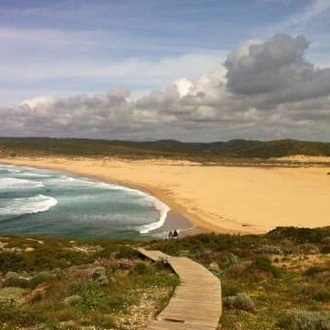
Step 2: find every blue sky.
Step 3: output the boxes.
[0,0,329,141]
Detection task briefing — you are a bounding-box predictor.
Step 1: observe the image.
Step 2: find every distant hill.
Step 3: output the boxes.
[0,137,330,160]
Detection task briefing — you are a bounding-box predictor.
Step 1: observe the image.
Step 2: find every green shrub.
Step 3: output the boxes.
[226,253,240,265]
[320,245,330,254]
[299,243,319,254]
[276,310,330,330]
[29,271,54,289]
[68,280,131,313]
[304,266,325,277]
[115,246,140,259]
[3,272,30,288]
[133,262,151,275]
[321,237,330,243]
[314,289,330,302]
[224,292,255,312]
[222,285,240,297]
[256,245,283,255]
[267,227,330,243]
[0,287,27,306]
[90,267,108,286]
[252,256,283,278]
[0,307,50,327]
[0,253,26,272]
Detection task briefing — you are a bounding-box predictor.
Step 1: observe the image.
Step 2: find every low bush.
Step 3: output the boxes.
[114,246,140,259]
[3,272,30,288]
[252,256,283,278]
[299,243,319,254]
[314,289,330,302]
[224,292,255,312]
[90,267,108,286]
[222,285,240,297]
[255,245,283,255]
[276,310,330,330]
[0,310,46,328]
[304,266,325,277]
[29,271,55,289]
[67,280,131,313]
[320,245,330,254]
[133,262,151,275]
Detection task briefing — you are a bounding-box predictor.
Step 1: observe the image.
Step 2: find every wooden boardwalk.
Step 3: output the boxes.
[138,248,222,330]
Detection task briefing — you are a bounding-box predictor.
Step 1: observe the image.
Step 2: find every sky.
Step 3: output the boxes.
[0,0,329,142]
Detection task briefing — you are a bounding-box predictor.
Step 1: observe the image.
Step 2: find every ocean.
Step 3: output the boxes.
[0,164,169,239]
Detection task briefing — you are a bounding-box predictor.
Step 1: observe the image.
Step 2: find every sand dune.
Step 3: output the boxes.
[2,156,330,234]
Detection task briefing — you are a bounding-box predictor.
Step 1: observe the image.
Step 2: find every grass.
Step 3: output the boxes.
[1,226,330,329]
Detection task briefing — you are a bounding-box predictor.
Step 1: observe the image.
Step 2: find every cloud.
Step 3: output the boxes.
[20,96,55,109]
[0,26,224,103]
[224,33,330,104]
[289,0,330,25]
[0,33,329,142]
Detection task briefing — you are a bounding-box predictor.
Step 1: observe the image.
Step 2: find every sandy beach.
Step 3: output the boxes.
[1,156,330,235]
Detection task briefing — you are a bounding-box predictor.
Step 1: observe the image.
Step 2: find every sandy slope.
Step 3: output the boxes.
[2,156,330,234]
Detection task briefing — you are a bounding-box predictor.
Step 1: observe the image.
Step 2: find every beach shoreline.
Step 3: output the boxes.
[0,158,200,238]
[1,156,330,236]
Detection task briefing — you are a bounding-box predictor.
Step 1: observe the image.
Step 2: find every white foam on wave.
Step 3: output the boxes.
[17,172,51,178]
[45,175,96,187]
[0,178,44,190]
[0,164,169,233]
[138,197,170,234]
[95,181,170,233]
[0,165,21,173]
[94,182,145,195]
[0,194,58,217]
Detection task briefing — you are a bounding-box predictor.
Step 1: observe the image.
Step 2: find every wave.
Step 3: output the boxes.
[92,182,170,233]
[0,165,21,173]
[0,164,169,236]
[0,194,58,218]
[17,172,51,178]
[138,197,170,234]
[0,178,44,190]
[93,181,170,233]
[44,175,99,188]
[89,182,170,234]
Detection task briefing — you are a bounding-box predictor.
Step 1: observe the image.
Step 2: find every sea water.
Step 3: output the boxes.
[0,164,169,239]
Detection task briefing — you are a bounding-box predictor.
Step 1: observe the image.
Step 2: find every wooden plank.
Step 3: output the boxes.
[138,248,222,330]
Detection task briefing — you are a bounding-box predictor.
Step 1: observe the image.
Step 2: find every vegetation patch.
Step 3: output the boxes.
[1,226,330,329]
[276,310,330,330]
[0,236,179,329]
[149,226,330,330]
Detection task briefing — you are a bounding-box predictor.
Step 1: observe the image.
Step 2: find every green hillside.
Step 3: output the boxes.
[0,137,330,160]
